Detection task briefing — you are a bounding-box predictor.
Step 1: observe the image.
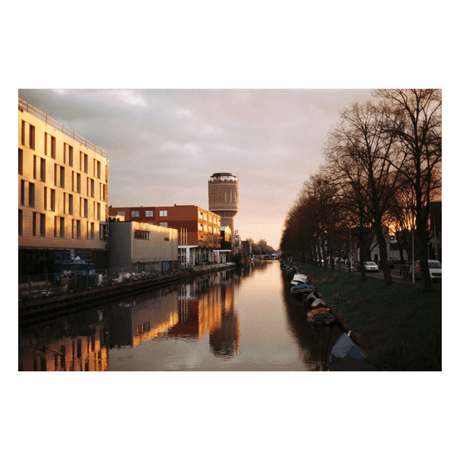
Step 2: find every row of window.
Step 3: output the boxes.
[18,209,108,240]
[20,121,103,179]
[19,149,106,200]
[198,223,220,234]
[134,230,150,240]
[117,210,163,218]
[20,180,103,220]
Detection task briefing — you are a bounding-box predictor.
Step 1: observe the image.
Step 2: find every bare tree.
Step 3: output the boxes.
[323,101,404,285]
[374,89,442,290]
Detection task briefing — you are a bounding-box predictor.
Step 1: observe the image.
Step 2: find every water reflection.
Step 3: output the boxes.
[19,261,342,371]
[19,309,109,371]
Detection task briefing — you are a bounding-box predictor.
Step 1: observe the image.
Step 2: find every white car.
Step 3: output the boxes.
[414,260,441,282]
[364,261,379,272]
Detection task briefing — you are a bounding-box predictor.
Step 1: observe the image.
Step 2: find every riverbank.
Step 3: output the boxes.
[285,262,441,370]
[19,263,236,327]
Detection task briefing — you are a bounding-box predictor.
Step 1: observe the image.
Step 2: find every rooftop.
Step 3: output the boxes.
[18,98,108,159]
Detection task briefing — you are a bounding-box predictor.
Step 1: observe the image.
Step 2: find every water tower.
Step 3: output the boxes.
[208,172,239,252]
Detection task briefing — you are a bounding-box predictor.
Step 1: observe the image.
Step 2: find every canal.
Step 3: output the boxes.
[18,261,344,371]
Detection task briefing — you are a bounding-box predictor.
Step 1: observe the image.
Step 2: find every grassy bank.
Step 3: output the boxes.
[291,262,441,371]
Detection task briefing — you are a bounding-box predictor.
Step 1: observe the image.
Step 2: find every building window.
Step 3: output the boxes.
[159,210,168,217]
[134,230,150,240]
[18,149,23,175]
[94,160,101,179]
[29,125,35,149]
[159,222,168,227]
[117,211,125,217]
[87,178,94,197]
[145,210,153,217]
[97,202,101,221]
[54,217,65,238]
[19,210,23,236]
[33,213,45,236]
[72,172,81,194]
[81,198,88,218]
[29,182,35,207]
[21,120,25,146]
[87,222,95,240]
[64,193,73,215]
[81,152,88,173]
[40,158,46,182]
[59,166,65,188]
[33,155,37,179]
[20,180,25,205]
[44,133,56,158]
[131,211,139,217]
[72,219,81,239]
[40,214,45,236]
[64,143,73,166]
[50,189,55,212]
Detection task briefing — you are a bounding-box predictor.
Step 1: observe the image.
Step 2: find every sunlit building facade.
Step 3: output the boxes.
[18,99,109,276]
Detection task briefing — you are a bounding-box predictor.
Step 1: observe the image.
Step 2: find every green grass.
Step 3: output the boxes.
[292,263,442,371]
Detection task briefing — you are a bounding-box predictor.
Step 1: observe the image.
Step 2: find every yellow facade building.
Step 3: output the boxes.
[18,99,109,276]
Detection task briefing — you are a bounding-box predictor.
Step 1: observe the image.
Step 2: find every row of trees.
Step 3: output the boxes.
[280,89,442,290]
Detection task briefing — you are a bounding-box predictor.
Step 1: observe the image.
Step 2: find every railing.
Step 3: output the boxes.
[18,261,181,301]
[18,98,108,159]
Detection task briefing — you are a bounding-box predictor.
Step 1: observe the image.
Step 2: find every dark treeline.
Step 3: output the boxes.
[280,89,442,290]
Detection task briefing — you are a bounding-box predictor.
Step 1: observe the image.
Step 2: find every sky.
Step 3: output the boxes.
[17,88,375,248]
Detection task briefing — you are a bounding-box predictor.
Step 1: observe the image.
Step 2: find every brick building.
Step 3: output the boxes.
[18,99,109,277]
[109,205,223,265]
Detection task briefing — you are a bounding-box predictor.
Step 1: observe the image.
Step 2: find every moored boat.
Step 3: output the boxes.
[290,273,308,286]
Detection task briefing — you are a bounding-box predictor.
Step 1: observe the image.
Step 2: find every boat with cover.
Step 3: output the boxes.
[290,273,308,286]
[309,311,335,325]
[329,332,376,370]
[331,332,368,360]
[290,283,315,296]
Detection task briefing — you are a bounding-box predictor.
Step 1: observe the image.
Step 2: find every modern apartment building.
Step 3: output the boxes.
[109,205,222,264]
[18,99,109,276]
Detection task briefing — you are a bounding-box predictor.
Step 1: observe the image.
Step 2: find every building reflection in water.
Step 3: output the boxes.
[108,286,179,348]
[170,270,241,358]
[18,309,109,371]
[18,262,334,371]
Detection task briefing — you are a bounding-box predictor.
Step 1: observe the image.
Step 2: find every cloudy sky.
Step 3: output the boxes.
[18,88,375,248]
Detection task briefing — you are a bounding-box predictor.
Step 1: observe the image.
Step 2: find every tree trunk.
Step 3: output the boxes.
[374,221,392,286]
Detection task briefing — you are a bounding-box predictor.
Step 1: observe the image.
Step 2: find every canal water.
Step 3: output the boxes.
[18,261,343,371]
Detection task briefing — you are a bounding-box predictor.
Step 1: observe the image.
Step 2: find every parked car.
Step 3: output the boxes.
[364,261,379,272]
[378,260,394,269]
[414,259,442,282]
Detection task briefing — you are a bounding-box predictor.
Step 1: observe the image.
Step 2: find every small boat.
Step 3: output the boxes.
[290,283,315,295]
[290,273,308,286]
[307,306,330,318]
[310,311,335,325]
[331,332,368,361]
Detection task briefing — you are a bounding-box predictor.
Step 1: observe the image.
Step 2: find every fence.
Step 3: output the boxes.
[18,261,180,301]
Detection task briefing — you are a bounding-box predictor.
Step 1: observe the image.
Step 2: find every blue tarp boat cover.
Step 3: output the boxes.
[291,283,314,291]
[332,333,368,360]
